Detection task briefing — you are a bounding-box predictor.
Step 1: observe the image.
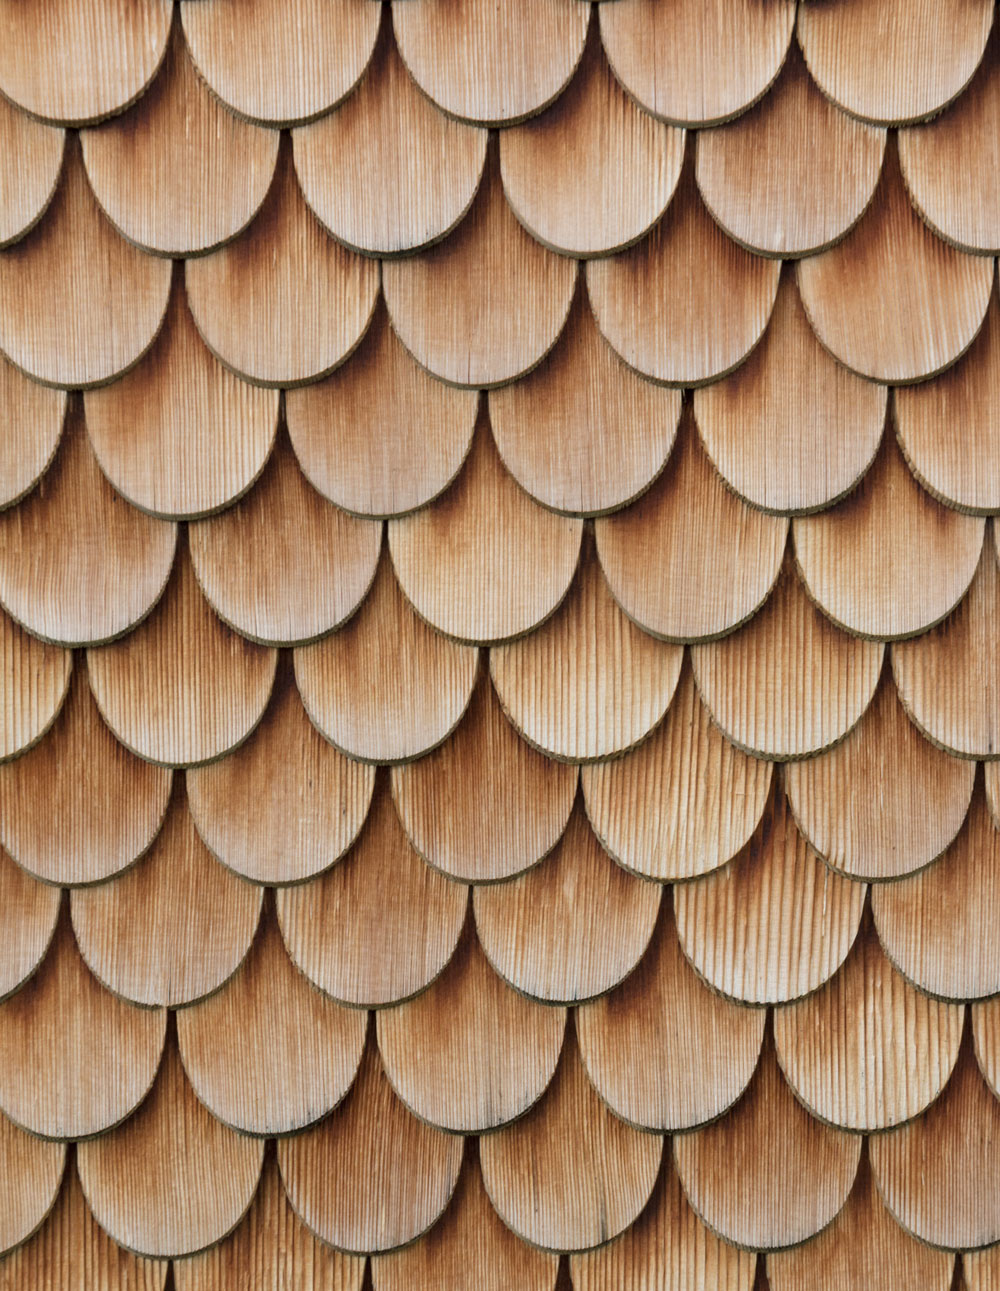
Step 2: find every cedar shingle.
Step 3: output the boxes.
[382,145,578,389]
[785,674,976,882]
[377,921,565,1132]
[581,658,773,881]
[479,1027,662,1252]
[76,1034,263,1258]
[71,783,262,1008]
[576,902,765,1131]
[186,664,375,885]
[0,139,171,387]
[490,534,683,762]
[587,157,781,386]
[85,277,279,521]
[277,1034,463,1253]
[294,15,487,256]
[180,0,379,128]
[472,801,661,1004]
[489,286,681,517]
[0,0,171,126]
[797,141,993,383]
[0,663,172,885]
[87,545,277,767]
[275,775,467,1009]
[595,411,787,641]
[0,908,166,1139]
[81,22,278,258]
[188,432,381,647]
[695,267,886,515]
[500,25,684,258]
[598,0,795,128]
[176,901,366,1136]
[185,140,378,387]
[392,0,589,127]
[388,414,583,644]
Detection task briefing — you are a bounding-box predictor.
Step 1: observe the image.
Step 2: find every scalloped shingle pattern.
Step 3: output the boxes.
[1,1,1000,1287]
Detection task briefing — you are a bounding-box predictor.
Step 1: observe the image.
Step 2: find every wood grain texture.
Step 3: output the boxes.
[0,0,171,125]
[798,0,993,125]
[383,146,577,389]
[87,544,278,767]
[189,433,381,646]
[899,30,1000,254]
[0,605,71,761]
[71,785,262,1008]
[893,538,1000,758]
[975,996,1000,1102]
[675,785,865,1005]
[691,554,884,759]
[392,673,577,882]
[276,775,467,1008]
[173,1152,363,1291]
[294,19,487,256]
[500,27,684,257]
[0,1165,167,1291]
[766,1154,954,1291]
[489,287,681,516]
[0,910,166,1139]
[85,277,278,520]
[185,141,378,387]
[695,267,886,514]
[793,428,985,639]
[81,23,278,257]
[869,1037,1000,1250]
[675,1035,860,1251]
[0,846,59,1001]
[389,415,582,644]
[969,1251,1000,1291]
[181,0,379,127]
[587,161,780,385]
[0,96,63,248]
[0,1111,63,1255]
[473,801,661,1004]
[0,400,176,647]
[0,138,171,387]
[599,0,794,126]
[0,663,172,885]
[177,902,366,1135]
[576,904,765,1131]
[392,0,588,126]
[796,143,994,383]
[490,535,683,761]
[873,782,1000,1001]
[372,1151,559,1291]
[571,1162,757,1291]
[696,43,885,257]
[896,289,1000,514]
[295,548,478,764]
[377,923,565,1132]
[77,1034,264,1259]
[287,305,478,519]
[480,1029,662,1253]
[595,412,787,641]
[989,761,1000,832]
[774,917,964,1131]
[278,1036,463,1254]
[582,659,772,880]
[786,676,975,882]
[0,353,64,510]
[188,666,374,884]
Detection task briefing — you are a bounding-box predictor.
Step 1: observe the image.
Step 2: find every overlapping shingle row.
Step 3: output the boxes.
[2,0,1000,1287]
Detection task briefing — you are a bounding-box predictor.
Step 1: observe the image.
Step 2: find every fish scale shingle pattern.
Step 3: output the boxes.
[1,0,1000,1286]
